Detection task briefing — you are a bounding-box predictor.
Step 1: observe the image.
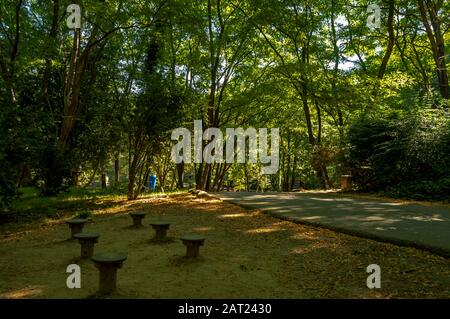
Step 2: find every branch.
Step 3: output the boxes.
[11,0,22,62]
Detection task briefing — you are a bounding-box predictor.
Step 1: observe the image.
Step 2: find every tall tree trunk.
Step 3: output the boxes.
[38,0,59,111]
[114,157,120,187]
[330,0,344,129]
[244,164,249,192]
[83,160,99,188]
[176,162,184,188]
[59,28,83,150]
[216,164,231,191]
[101,173,107,190]
[378,0,396,79]
[71,170,80,187]
[418,0,449,99]
[0,0,23,104]
[195,163,203,189]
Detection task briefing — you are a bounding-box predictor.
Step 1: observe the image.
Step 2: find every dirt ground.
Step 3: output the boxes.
[0,193,449,299]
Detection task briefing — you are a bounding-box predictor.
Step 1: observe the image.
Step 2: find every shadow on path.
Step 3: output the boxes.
[214,192,450,258]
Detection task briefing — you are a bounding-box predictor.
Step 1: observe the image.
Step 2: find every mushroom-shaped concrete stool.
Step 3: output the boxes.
[129,212,146,228]
[92,253,127,295]
[73,233,100,259]
[180,235,206,258]
[66,219,87,239]
[150,221,170,240]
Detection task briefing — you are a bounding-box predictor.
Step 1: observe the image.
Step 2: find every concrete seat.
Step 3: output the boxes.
[150,221,170,240]
[180,235,206,258]
[91,253,127,295]
[66,219,87,238]
[129,212,146,228]
[73,233,100,259]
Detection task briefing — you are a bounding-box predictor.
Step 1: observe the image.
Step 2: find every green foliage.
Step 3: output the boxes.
[1,0,449,209]
[75,210,93,219]
[346,106,450,199]
[0,102,35,211]
[386,177,450,201]
[33,144,72,196]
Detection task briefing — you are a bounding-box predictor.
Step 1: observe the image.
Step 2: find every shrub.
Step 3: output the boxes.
[386,177,450,201]
[345,107,450,199]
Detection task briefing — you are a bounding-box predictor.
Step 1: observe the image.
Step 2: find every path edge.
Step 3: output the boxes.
[220,197,450,259]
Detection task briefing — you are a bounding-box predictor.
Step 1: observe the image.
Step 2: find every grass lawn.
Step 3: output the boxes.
[0,191,449,298]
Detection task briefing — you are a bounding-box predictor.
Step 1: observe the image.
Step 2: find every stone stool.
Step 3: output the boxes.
[91,253,127,295]
[129,212,146,228]
[180,235,206,258]
[66,219,87,238]
[73,233,100,259]
[150,221,170,240]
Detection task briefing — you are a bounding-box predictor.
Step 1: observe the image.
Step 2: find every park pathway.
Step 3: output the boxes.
[213,192,450,258]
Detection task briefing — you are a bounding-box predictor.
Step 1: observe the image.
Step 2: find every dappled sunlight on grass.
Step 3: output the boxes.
[218,213,251,219]
[0,286,45,299]
[290,242,335,255]
[245,226,287,234]
[289,232,322,242]
[192,227,215,232]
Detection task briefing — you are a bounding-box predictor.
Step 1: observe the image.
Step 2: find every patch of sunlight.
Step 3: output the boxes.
[0,286,44,299]
[375,226,397,231]
[385,202,408,206]
[310,197,354,202]
[301,216,323,221]
[192,227,214,232]
[246,226,284,234]
[407,215,445,222]
[290,246,313,254]
[42,218,63,226]
[301,189,341,194]
[365,216,386,221]
[290,242,330,254]
[218,213,249,219]
[289,233,319,241]
[64,196,87,201]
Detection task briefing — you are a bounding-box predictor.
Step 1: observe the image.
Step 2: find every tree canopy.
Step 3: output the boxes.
[1,0,449,208]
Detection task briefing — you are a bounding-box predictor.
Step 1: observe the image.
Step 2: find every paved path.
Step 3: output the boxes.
[213,192,450,257]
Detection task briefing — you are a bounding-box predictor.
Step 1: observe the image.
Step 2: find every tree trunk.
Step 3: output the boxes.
[378,0,396,80]
[418,0,449,99]
[71,170,80,187]
[59,28,83,150]
[16,163,31,187]
[195,163,203,189]
[176,162,184,188]
[216,164,230,192]
[114,157,120,187]
[37,0,59,111]
[101,173,107,190]
[128,162,136,200]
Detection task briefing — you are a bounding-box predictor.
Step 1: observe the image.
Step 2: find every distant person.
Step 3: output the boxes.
[149,174,157,192]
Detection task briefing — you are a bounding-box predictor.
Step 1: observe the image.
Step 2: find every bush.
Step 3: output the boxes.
[386,177,450,201]
[33,144,72,196]
[345,108,450,199]
[0,105,28,211]
[76,210,93,219]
